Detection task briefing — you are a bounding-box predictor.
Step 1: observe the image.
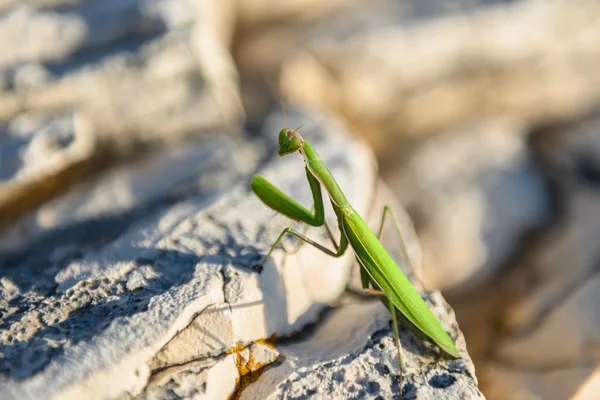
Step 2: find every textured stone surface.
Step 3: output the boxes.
[242,295,482,400]
[0,113,77,182]
[139,342,279,400]
[486,275,600,400]
[0,138,252,250]
[0,0,198,69]
[236,0,501,129]
[0,110,376,399]
[0,0,242,228]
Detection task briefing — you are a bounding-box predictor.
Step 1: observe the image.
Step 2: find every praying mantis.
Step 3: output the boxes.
[249,115,460,388]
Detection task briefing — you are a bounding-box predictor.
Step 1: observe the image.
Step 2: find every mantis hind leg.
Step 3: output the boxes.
[377,205,427,291]
[250,170,350,271]
[388,296,404,394]
[363,288,404,392]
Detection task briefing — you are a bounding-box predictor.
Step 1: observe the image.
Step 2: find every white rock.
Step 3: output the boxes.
[241,294,482,400]
[0,1,200,69]
[139,342,279,400]
[0,0,242,232]
[0,110,377,399]
[142,354,240,400]
[6,112,78,182]
[0,138,246,250]
[0,6,86,68]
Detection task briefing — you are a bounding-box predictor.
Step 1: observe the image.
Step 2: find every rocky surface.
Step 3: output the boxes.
[242,294,482,400]
[235,0,505,129]
[0,0,242,229]
[0,110,380,399]
[0,108,481,399]
[9,0,600,399]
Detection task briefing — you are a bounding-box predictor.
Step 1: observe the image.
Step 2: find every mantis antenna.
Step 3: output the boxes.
[265,78,289,131]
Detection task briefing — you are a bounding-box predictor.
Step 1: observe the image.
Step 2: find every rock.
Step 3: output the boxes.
[236,0,361,25]
[140,342,279,400]
[240,294,482,400]
[0,0,242,230]
[236,0,500,129]
[384,119,550,290]
[278,0,600,160]
[2,112,81,182]
[0,137,253,250]
[0,112,96,229]
[0,6,86,68]
[0,1,199,69]
[0,109,377,399]
[236,0,502,77]
[12,63,51,90]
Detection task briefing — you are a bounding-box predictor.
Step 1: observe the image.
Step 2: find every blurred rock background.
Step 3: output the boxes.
[1,0,600,399]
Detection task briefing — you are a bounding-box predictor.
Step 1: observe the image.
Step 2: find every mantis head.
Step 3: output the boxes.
[278,128,304,156]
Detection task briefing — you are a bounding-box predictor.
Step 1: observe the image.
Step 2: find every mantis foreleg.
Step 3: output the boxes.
[362,272,405,394]
[250,168,349,270]
[251,167,325,227]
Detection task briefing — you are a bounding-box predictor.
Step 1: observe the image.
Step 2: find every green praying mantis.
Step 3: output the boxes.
[249,113,460,387]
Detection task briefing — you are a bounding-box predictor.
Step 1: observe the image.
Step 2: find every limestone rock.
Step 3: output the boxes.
[0,109,376,399]
[236,0,499,128]
[139,342,279,400]
[0,0,242,228]
[0,137,256,250]
[241,294,482,400]
[236,0,363,25]
[0,1,200,69]
[486,275,600,400]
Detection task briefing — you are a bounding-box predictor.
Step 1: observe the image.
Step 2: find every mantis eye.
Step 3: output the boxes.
[278,128,303,156]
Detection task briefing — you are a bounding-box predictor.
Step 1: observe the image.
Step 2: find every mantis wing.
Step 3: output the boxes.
[342,208,459,358]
